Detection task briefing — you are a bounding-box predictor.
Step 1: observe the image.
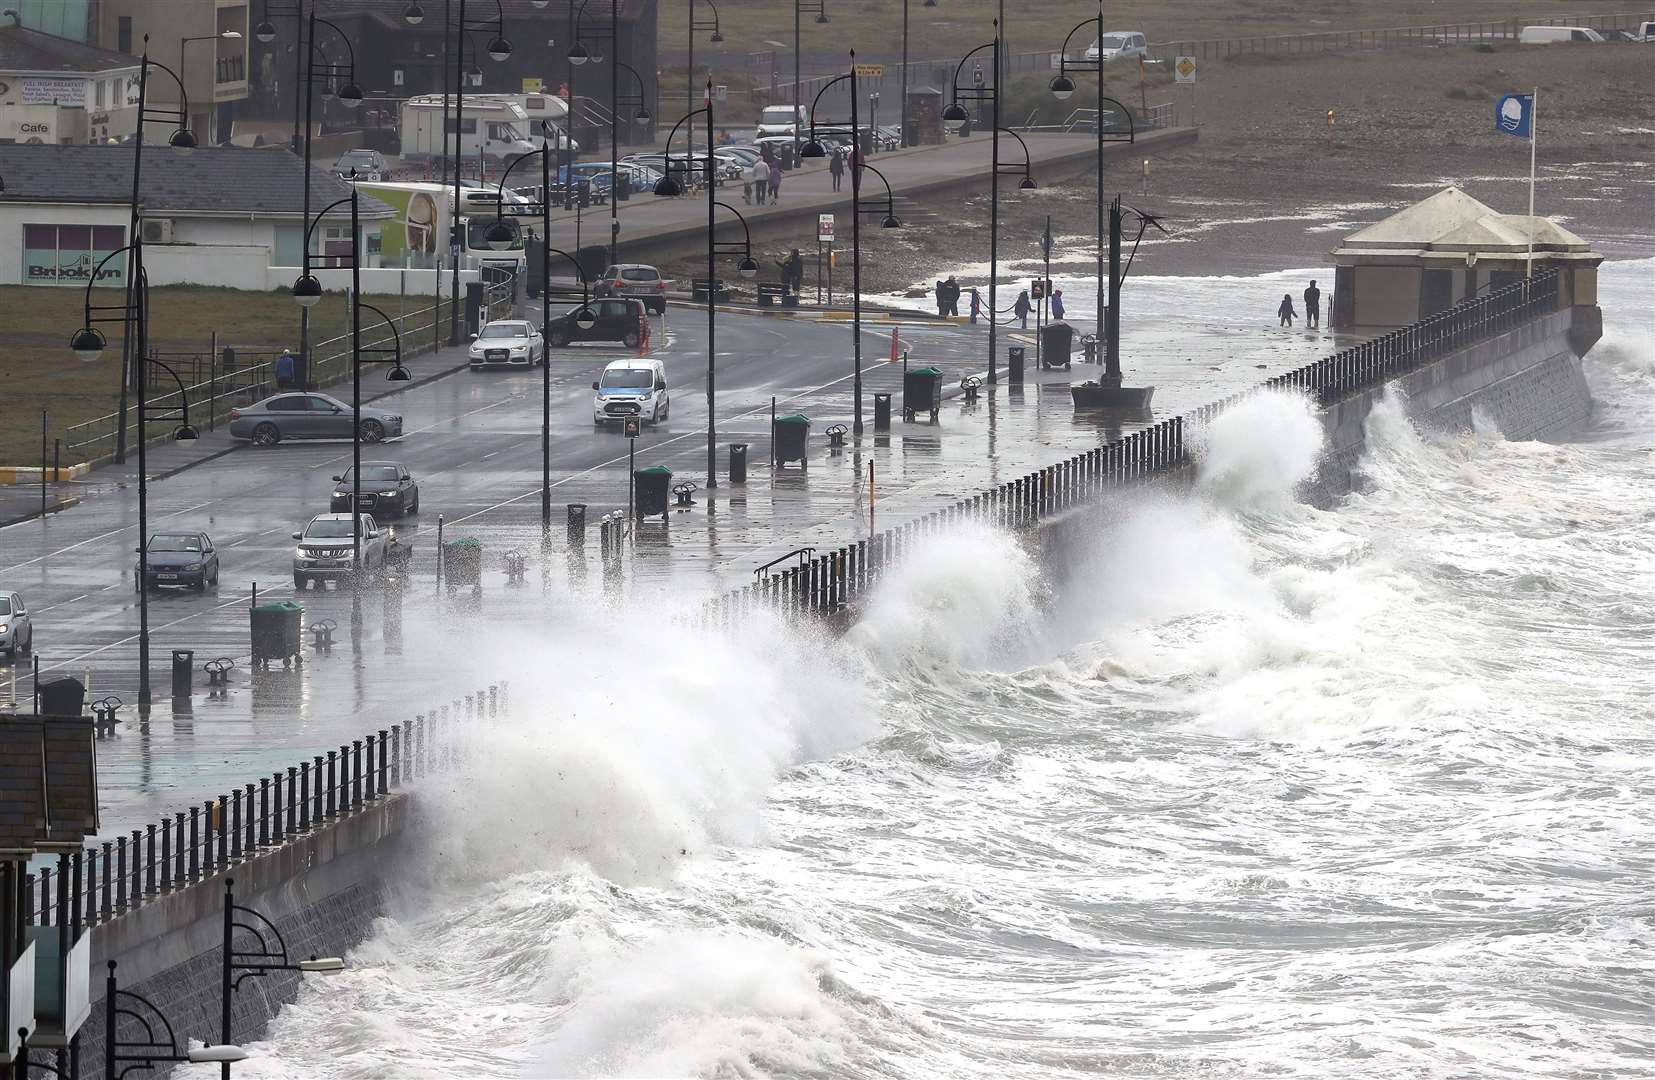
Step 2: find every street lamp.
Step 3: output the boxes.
[793,0,830,166]
[688,0,723,119]
[900,0,939,147]
[179,30,242,144]
[1053,1,1136,381]
[105,961,247,1077]
[486,134,593,542]
[218,878,343,1077]
[656,83,758,486]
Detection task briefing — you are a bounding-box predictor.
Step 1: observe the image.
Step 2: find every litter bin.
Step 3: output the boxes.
[442,537,482,588]
[567,503,588,546]
[251,601,303,668]
[633,465,673,519]
[465,281,485,337]
[902,367,943,422]
[171,649,194,699]
[1008,346,1025,383]
[729,443,748,483]
[615,172,631,201]
[1039,321,1075,369]
[873,392,892,431]
[774,414,811,465]
[37,676,85,716]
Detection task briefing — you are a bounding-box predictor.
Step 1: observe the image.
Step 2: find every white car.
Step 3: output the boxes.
[593,357,670,426]
[292,513,388,589]
[468,320,545,368]
[1085,31,1148,62]
[0,591,33,658]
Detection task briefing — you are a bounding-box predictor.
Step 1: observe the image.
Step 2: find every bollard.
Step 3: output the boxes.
[1008,346,1025,384]
[873,393,892,431]
[567,503,588,548]
[729,443,748,483]
[170,650,194,701]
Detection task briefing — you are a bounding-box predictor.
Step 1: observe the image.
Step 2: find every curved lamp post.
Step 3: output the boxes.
[657,85,759,485]
[1051,0,1136,383]
[218,878,343,1077]
[792,0,830,167]
[688,0,723,118]
[106,961,246,1078]
[486,136,595,541]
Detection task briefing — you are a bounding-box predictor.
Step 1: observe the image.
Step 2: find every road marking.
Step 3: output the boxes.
[34,593,89,613]
[1,500,214,574]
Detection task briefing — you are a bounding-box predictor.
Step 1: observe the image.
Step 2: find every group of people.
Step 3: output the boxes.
[934,276,963,316]
[742,153,784,206]
[1277,280,1324,328]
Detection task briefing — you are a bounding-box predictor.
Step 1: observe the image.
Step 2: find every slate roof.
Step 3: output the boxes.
[0,143,395,218]
[0,25,142,73]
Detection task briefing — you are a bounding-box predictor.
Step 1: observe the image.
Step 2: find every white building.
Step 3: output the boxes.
[0,22,142,145]
[0,142,400,291]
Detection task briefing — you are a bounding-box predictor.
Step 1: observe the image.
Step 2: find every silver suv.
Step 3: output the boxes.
[595,263,668,315]
[292,513,389,589]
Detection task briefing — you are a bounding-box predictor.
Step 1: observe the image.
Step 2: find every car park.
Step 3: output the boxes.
[548,297,648,348]
[468,319,545,367]
[592,358,670,425]
[1085,31,1148,61]
[595,264,669,314]
[292,513,389,589]
[0,591,33,657]
[135,531,219,592]
[331,462,420,516]
[334,149,386,180]
[229,393,403,447]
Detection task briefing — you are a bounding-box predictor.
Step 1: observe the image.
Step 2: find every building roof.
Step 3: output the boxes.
[1334,186,1596,263]
[1340,187,1498,249]
[0,24,142,74]
[0,143,395,218]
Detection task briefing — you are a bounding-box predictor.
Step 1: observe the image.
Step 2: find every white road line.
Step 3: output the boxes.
[34,594,90,613]
[1,500,215,574]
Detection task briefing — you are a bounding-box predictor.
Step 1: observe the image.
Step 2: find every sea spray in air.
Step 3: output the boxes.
[1195,388,1325,509]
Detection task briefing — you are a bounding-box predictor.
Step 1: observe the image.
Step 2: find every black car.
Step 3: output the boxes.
[331,462,420,517]
[135,531,220,591]
[547,298,648,348]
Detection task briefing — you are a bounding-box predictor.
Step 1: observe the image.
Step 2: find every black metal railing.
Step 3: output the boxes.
[23,684,507,932]
[697,271,1562,624]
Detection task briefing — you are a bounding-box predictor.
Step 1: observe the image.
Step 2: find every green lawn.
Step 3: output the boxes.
[0,285,425,465]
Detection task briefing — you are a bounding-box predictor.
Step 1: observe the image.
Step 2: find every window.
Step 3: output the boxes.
[445,118,478,135]
[1571,29,1591,40]
[306,396,342,411]
[393,69,405,86]
[0,597,10,615]
[21,223,125,286]
[366,229,382,256]
[265,397,306,412]
[95,80,106,108]
[117,16,132,54]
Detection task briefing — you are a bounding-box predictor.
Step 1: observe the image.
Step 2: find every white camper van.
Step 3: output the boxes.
[514,93,580,151]
[399,94,538,163]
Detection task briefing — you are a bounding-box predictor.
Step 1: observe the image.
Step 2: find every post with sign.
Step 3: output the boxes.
[817,213,835,304]
[1174,55,1197,127]
[625,416,641,518]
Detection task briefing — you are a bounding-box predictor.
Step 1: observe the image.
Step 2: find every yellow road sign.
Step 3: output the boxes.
[853,64,884,77]
[1174,56,1197,83]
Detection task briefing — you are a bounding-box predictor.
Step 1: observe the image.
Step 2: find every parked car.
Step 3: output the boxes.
[592,357,670,425]
[334,149,386,180]
[1599,27,1638,40]
[0,591,33,657]
[331,462,420,517]
[715,144,764,167]
[292,513,389,589]
[468,319,545,367]
[595,263,669,314]
[1085,31,1148,61]
[229,393,403,447]
[548,297,648,348]
[135,531,219,592]
[1517,25,1606,43]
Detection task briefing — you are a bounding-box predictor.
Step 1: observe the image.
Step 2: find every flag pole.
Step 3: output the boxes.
[1526,86,1537,279]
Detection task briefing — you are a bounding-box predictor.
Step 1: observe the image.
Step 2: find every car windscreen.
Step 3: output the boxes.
[344,466,400,482]
[149,534,202,552]
[761,107,798,122]
[304,519,356,538]
[480,323,528,338]
[600,368,654,389]
[338,151,376,166]
[0,598,10,614]
[1098,34,1128,47]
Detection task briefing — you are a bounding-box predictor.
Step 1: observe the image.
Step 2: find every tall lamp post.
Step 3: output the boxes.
[801,56,905,435]
[656,83,759,486]
[687,0,723,119]
[1051,1,1136,375]
[484,134,597,542]
[941,28,1007,382]
[180,29,242,145]
[219,878,344,1078]
[404,0,512,346]
[899,0,937,147]
[251,2,305,154]
[571,2,654,268]
[793,0,830,166]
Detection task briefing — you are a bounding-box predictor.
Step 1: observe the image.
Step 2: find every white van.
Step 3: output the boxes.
[754,105,806,140]
[1086,32,1148,61]
[592,358,670,426]
[1634,20,1655,40]
[1517,25,1606,43]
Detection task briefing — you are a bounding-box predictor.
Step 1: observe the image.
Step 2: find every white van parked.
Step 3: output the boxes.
[1633,20,1655,40]
[754,105,806,140]
[592,358,669,426]
[1517,25,1606,44]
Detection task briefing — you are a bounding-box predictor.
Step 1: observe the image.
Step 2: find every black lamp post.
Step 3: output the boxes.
[688,0,723,120]
[656,84,759,486]
[899,0,938,147]
[405,0,510,346]
[571,0,653,269]
[793,0,830,166]
[485,138,595,541]
[1051,1,1136,380]
[102,961,247,1077]
[179,30,241,144]
[218,878,343,1077]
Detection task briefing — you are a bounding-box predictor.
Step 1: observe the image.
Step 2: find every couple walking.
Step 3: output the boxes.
[1278,280,1323,327]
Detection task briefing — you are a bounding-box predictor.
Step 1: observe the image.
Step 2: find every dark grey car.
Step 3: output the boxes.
[331,462,419,517]
[228,392,403,447]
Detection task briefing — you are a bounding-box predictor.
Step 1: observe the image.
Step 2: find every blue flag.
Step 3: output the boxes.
[1495,93,1533,138]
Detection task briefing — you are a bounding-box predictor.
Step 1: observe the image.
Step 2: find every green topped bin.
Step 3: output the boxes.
[251,600,303,668]
[774,413,811,466]
[903,367,944,422]
[633,465,673,519]
[442,537,482,588]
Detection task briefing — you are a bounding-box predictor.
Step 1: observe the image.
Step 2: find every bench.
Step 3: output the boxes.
[757,282,788,307]
[692,278,731,303]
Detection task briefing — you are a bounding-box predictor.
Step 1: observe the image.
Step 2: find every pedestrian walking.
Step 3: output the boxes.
[943,276,961,317]
[828,148,845,193]
[747,160,766,205]
[970,287,982,324]
[1013,290,1031,329]
[275,348,296,388]
[768,159,783,202]
[1050,289,1065,320]
[1303,279,1322,328]
[935,280,947,317]
[778,249,805,296]
[1278,293,1296,326]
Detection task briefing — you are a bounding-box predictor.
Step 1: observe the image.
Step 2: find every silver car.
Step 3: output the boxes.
[292,513,389,589]
[468,320,545,368]
[229,392,403,447]
[0,591,33,658]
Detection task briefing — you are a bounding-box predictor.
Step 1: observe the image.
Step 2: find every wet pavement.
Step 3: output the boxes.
[0,271,1352,834]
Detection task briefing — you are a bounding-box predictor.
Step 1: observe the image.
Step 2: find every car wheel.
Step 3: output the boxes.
[360,419,385,443]
[409,491,420,514]
[251,422,280,447]
[623,330,641,349]
[549,329,570,347]
[20,627,31,654]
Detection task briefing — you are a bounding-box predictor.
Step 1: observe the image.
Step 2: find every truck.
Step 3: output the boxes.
[352,180,527,275]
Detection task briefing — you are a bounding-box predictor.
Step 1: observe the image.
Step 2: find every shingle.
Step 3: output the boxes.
[0,143,397,217]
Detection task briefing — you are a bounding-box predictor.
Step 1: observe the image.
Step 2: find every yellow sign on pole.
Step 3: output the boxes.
[853,64,884,78]
[523,77,544,93]
[1174,56,1196,83]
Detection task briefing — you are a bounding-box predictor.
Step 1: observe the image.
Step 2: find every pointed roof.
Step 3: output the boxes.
[1334,186,1597,264]
[1341,187,1499,249]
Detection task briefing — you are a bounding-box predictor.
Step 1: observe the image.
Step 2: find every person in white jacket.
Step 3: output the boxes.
[747,160,767,206]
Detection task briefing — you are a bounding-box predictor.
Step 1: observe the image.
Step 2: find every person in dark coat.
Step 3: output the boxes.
[1278,293,1297,326]
[828,148,845,192]
[1050,289,1065,320]
[1303,279,1322,328]
[943,276,961,316]
[970,287,982,323]
[778,249,804,295]
[1013,290,1031,328]
[935,280,948,316]
[275,349,296,388]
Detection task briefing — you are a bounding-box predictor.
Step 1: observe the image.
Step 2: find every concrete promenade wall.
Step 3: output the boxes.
[74,794,410,1079]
